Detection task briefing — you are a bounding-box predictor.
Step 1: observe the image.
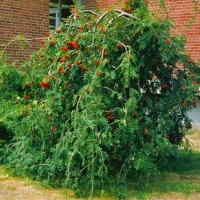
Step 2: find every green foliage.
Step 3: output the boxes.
[0,59,24,150]
[0,0,200,198]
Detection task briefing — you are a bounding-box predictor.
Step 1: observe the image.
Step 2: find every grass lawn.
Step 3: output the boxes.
[132,150,200,199]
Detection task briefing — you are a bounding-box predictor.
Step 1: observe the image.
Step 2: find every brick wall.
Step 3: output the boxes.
[0,0,49,64]
[150,0,200,61]
[1,0,199,64]
[81,0,121,10]
[82,0,200,61]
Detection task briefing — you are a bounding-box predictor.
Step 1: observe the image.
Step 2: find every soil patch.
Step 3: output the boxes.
[0,169,67,200]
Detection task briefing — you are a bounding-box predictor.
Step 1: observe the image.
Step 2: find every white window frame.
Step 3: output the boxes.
[49,8,60,29]
[49,0,81,30]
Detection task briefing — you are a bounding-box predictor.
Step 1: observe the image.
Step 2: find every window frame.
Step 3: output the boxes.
[49,0,80,30]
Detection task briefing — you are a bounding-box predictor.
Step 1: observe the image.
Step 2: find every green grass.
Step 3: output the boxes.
[128,150,200,199]
[185,129,196,135]
[82,149,200,199]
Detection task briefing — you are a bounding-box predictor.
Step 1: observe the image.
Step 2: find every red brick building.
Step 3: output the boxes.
[0,0,199,64]
[0,0,49,64]
[81,0,120,10]
[150,0,200,61]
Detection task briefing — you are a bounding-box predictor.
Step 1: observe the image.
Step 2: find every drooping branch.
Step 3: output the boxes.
[0,9,137,62]
[81,10,100,16]
[87,9,138,47]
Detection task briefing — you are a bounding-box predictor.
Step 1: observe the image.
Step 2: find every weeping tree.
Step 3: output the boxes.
[0,0,200,197]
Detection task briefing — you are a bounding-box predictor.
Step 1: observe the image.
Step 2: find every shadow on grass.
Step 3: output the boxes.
[158,149,200,175]
[126,150,200,199]
[62,156,200,200]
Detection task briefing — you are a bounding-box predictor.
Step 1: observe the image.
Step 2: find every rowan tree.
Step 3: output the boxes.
[0,0,200,197]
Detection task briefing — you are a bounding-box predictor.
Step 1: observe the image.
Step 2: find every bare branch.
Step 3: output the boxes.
[81,10,100,16]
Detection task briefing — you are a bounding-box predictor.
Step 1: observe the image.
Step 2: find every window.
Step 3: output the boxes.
[49,0,76,30]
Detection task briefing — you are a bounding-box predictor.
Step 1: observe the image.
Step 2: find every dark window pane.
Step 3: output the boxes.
[49,0,75,30]
[50,0,59,8]
[49,13,56,30]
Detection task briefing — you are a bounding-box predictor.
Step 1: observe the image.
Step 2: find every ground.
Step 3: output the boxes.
[0,170,67,200]
[0,129,200,200]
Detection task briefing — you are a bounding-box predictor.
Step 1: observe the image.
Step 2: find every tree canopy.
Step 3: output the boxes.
[0,0,200,198]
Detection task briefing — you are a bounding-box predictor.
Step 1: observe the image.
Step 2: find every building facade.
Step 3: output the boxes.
[81,0,120,10]
[0,0,199,63]
[151,0,200,61]
[0,0,49,64]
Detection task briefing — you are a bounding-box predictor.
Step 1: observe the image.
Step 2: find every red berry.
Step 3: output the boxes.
[25,83,31,88]
[56,29,61,33]
[182,101,188,106]
[103,52,108,57]
[41,81,50,89]
[116,43,122,48]
[23,95,29,100]
[75,60,81,65]
[161,84,167,89]
[94,60,99,65]
[50,40,56,45]
[144,1,148,6]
